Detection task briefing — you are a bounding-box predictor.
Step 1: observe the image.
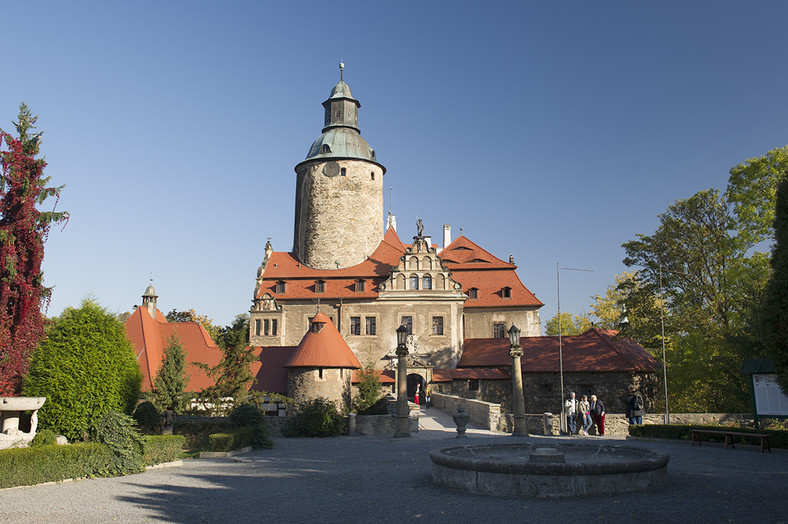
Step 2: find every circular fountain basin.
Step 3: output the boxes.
[430,442,669,498]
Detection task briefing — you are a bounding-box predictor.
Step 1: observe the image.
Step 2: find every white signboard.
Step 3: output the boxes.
[753,374,788,416]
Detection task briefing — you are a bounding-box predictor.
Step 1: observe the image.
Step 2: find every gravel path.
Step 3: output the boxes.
[1,414,786,523]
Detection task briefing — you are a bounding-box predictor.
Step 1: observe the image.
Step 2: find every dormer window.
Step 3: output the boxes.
[321,144,331,153]
[276,281,286,294]
[502,287,512,299]
[468,288,478,299]
[355,279,365,292]
[315,280,325,293]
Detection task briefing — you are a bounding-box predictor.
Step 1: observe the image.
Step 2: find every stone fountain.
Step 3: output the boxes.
[430,441,669,498]
[0,396,46,449]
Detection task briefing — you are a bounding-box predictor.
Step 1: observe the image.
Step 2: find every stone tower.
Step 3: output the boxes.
[292,66,386,269]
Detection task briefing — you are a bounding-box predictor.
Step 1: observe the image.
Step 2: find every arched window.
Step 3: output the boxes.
[410,274,419,290]
[437,274,446,290]
[423,274,432,290]
[408,257,419,270]
[396,273,406,290]
[321,144,331,153]
[424,257,433,270]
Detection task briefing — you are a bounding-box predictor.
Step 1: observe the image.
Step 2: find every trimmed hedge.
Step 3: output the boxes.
[0,443,114,489]
[629,424,788,449]
[142,435,186,466]
[209,429,253,452]
[175,419,233,450]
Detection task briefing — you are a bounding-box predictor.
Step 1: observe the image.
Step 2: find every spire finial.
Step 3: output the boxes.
[339,60,344,81]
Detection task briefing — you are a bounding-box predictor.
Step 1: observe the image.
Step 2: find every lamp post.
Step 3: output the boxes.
[508,324,528,436]
[659,264,670,424]
[394,325,411,438]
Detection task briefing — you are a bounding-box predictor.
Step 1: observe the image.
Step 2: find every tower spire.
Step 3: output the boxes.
[339,60,344,81]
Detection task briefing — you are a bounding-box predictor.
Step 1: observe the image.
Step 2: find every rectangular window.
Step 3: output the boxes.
[356,280,365,292]
[468,379,480,391]
[276,281,286,294]
[410,275,419,290]
[350,316,361,335]
[315,280,325,293]
[271,319,278,336]
[432,316,444,335]
[401,316,413,335]
[255,319,261,336]
[264,319,270,336]
[365,317,376,335]
[493,323,506,338]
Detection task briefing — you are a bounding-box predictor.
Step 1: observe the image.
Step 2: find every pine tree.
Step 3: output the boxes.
[762,175,788,391]
[152,334,190,412]
[0,104,68,395]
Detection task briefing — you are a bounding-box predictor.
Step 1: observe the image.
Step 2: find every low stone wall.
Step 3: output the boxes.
[353,411,419,436]
[432,393,501,430]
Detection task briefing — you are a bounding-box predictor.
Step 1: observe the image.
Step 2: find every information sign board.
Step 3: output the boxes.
[753,374,788,416]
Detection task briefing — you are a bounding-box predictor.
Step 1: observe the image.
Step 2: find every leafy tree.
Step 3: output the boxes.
[351,364,383,413]
[23,299,142,441]
[165,308,221,343]
[589,272,638,329]
[762,174,788,391]
[195,314,256,409]
[151,334,190,412]
[0,104,68,395]
[544,312,592,336]
[726,146,788,246]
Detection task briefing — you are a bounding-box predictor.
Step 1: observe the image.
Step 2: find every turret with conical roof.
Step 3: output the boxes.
[293,64,386,270]
[142,280,158,317]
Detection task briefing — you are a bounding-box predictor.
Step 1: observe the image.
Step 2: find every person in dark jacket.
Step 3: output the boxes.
[628,385,645,425]
[590,395,606,436]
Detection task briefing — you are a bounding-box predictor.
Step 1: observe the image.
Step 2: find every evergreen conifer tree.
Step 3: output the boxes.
[152,334,190,412]
[762,175,788,391]
[0,104,67,394]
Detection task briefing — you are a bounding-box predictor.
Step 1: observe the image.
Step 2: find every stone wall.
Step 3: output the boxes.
[287,367,352,411]
[432,393,501,431]
[463,307,541,338]
[352,411,419,436]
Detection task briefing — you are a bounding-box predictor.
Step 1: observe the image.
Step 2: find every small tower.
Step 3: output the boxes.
[142,280,158,317]
[284,313,361,409]
[293,64,386,269]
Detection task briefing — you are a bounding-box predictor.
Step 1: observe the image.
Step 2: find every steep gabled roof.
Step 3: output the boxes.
[284,313,361,369]
[125,306,222,392]
[441,235,543,309]
[459,329,660,372]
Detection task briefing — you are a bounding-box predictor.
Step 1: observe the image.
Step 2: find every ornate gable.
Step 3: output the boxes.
[379,234,464,296]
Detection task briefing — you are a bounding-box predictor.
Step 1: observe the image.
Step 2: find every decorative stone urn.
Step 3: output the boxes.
[0,396,46,449]
[453,405,470,438]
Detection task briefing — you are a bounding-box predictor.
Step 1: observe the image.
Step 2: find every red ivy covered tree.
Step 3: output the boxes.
[0,103,67,395]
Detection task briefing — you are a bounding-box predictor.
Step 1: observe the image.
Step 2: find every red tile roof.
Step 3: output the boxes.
[441,236,543,308]
[250,346,296,395]
[284,313,362,369]
[125,306,222,392]
[257,229,541,310]
[459,329,660,372]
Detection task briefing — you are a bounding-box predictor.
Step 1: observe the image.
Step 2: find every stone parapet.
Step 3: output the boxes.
[432,393,501,431]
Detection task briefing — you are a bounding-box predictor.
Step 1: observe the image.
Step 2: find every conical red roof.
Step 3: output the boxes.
[284,313,361,369]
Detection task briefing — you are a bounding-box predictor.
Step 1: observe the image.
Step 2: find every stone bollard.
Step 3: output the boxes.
[348,413,356,436]
[453,405,470,438]
[542,412,554,435]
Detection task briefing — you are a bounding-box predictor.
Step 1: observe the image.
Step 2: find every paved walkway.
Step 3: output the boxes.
[1,408,786,523]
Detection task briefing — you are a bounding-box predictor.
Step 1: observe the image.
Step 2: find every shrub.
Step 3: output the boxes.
[30,428,59,447]
[284,398,345,438]
[142,435,185,465]
[133,401,161,433]
[628,423,788,449]
[208,428,253,452]
[357,396,389,416]
[230,404,273,449]
[0,442,114,489]
[24,299,142,441]
[92,411,144,475]
[174,419,233,451]
[352,365,383,414]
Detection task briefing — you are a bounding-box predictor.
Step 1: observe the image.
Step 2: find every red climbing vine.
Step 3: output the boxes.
[0,103,68,395]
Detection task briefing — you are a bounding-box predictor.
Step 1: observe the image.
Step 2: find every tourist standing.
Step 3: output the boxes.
[425,384,431,409]
[579,395,592,436]
[563,392,578,435]
[414,385,420,406]
[631,386,645,425]
[590,395,606,436]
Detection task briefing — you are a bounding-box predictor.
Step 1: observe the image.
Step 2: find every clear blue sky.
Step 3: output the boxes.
[2,2,786,329]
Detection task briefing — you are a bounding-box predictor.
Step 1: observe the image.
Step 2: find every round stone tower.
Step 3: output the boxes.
[293,66,386,269]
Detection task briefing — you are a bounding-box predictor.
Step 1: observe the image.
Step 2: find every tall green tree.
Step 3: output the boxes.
[0,104,67,395]
[761,174,788,391]
[152,334,190,412]
[726,146,788,246]
[196,314,256,409]
[544,312,592,336]
[23,299,142,441]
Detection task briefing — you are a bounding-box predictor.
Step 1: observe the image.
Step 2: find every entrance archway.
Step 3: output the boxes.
[407,373,425,401]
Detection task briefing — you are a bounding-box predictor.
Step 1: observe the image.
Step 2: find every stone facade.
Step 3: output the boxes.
[287,367,353,410]
[293,159,384,270]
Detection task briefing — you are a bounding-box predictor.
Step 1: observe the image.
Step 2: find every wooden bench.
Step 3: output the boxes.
[691,429,771,453]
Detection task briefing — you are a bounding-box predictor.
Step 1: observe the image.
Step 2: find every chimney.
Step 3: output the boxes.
[441,224,451,251]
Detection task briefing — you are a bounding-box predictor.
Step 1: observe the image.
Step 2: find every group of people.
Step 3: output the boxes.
[563,392,606,436]
[563,385,645,436]
[413,384,431,408]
